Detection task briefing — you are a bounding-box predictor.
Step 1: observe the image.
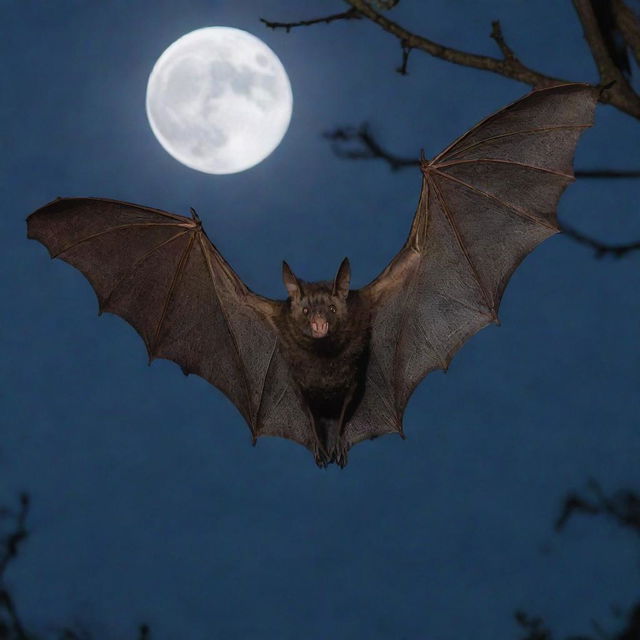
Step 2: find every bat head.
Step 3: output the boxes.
[282,258,351,340]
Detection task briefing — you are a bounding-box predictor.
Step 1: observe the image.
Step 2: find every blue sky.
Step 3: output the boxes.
[2,1,639,638]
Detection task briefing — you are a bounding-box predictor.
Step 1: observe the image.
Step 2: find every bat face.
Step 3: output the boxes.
[281,257,352,345]
[287,284,347,340]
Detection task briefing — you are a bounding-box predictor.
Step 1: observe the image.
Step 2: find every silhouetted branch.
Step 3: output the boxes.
[574,170,640,178]
[515,481,640,639]
[323,124,419,170]
[560,222,640,258]
[613,0,640,68]
[0,494,30,640]
[262,2,640,118]
[556,479,640,534]
[324,124,640,177]
[0,494,29,578]
[514,610,554,639]
[515,601,640,640]
[0,495,150,639]
[260,8,361,32]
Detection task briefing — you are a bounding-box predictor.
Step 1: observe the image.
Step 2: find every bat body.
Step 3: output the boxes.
[274,272,371,465]
[27,84,597,467]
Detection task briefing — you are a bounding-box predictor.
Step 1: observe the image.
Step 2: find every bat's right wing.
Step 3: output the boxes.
[27,198,313,451]
[344,83,597,449]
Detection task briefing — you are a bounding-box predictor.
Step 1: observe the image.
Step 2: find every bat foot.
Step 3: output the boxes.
[313,442,330,469]
[332,439,349,469]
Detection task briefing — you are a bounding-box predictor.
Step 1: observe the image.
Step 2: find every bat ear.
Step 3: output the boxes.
[282,261,301,300]
[332,257,351,299]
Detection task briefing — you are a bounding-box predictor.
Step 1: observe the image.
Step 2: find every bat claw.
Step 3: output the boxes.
[332,439,349,468]
[313,442,330,468]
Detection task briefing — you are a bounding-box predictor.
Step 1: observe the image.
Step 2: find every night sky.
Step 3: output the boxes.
[2,1,639,638]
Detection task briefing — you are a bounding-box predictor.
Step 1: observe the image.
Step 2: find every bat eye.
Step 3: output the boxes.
[303,307,309,315]
[329,305,337,314]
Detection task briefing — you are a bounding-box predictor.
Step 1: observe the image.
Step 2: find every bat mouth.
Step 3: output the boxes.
[310,318,329,338]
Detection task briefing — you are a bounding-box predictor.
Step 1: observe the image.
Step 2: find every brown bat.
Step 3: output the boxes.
[27,83,596,467]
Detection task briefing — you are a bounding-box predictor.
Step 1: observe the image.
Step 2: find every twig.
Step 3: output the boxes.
[490,20,518,62]
[260,8,361,32]
[573,0,626,83]
[575,169,640,178]
[324,124,640,178]
[560,221,640,258]
[613,0,640,68]
[572,0,640,113]
[0,494,31,640]
[323,124,419,169]
[555,479,640,533]
[0,494,29,577]
[396,40,412,74]
[0,589,30,640]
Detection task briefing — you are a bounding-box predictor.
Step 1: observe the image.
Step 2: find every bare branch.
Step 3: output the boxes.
[0,493,29,577]
[561,222,640,258]
[575,169,640,178]
[323,124,420,169]
[556,479,640,533]
[572,0,640,114]
[490,20,518,63]
[261,2,640,117]
[573,0,626,82]
[324,123,640,177]
[260,8,360,32]
[0,589,30,640]
[613,0,640,67]
[396,40,412,75]
[343,0,565,85]
[338,0,640,118]
[0,494,30,640]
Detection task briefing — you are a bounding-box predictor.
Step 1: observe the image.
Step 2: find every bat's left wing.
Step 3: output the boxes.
[345,83,597,449]
[27,198,314,453]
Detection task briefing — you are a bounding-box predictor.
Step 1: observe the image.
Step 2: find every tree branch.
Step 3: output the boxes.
[342,0,640,118]
[573,0,627,83]
[613,0,640,68]
[0,494,29,578]
[262,1,640,118]
[0,494,30,640]
[490,20,518,63]
[555,479,640,534]
[571,0,640,117]
[260,8,361,32]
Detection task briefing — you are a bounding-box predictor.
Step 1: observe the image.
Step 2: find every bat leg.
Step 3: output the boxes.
[333,385,357,468]
[306,408,330,468]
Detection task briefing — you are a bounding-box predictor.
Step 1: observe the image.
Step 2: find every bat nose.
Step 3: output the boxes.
[310,315,329,338]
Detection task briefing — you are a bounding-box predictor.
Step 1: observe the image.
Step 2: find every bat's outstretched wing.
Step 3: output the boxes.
[27,198,313,451]
[345,83,597,448]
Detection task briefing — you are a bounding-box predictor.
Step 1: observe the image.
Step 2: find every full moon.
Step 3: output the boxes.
[146,27,293,174]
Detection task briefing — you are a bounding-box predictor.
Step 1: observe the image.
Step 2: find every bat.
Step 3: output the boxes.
[27,83,597,468]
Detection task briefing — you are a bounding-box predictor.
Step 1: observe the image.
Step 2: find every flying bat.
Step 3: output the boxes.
[27,83,597,467]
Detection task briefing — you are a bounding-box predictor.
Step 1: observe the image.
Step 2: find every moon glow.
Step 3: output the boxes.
[146,27,293,174]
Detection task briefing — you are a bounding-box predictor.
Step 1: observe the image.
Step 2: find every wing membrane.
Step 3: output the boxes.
[348,84,597,446]
[27,197,313,450]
